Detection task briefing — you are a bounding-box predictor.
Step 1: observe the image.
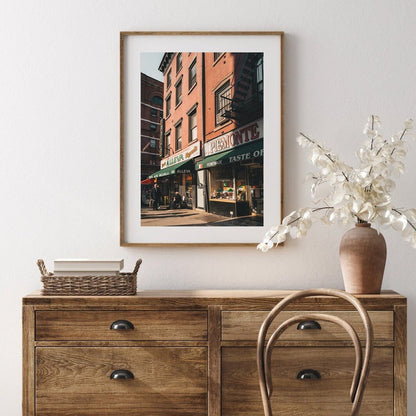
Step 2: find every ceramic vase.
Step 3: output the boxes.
[339,222,387,294]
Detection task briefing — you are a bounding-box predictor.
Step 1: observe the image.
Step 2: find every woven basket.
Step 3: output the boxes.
[37,259,142,296]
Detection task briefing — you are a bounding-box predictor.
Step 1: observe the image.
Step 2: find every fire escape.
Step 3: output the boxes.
[220,52,263,124]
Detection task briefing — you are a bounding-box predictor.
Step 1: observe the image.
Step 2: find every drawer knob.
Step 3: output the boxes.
[110,320,134,330]
[110,369,135,380]
[296,320,321,330]
[297,369,321,380]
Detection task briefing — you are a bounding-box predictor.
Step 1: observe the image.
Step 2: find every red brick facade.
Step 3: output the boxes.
[159,53,204,158]
[155,52,264,217]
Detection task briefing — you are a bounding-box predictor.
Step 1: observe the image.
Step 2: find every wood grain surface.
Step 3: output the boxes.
[222,346,393,416]
[394,305,407,416]
[22,305,35,416]
[36,346,207,415]
[22,290,406,416]
[36,310,207,341]
[24,290,406,309]
[208,306,222,416]
[222,310,393,342]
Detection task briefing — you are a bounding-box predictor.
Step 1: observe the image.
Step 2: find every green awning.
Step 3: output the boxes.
[195,139,263,170]
[148,159,194,179]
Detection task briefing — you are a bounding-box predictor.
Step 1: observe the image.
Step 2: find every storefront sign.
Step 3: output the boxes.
[205,147,264,168]
[161,141,201,169]
[228,148,264,163]
[204,119,263,157]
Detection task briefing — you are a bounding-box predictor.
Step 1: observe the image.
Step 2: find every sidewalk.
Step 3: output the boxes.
[141,206,263,227]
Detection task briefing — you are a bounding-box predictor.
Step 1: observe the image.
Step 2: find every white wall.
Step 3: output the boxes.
[1,0,415,413]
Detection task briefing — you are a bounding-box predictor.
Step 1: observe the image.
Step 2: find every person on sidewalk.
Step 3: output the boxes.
[170,191,182,209]
[151,183,162,210]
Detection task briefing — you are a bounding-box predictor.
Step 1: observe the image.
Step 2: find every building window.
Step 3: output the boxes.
[165,131,171,156]
[176,53,182,73]
[175,122,182,151]
[166,95,171,117]
[152,96,163,106]
[150,123,157,131]
[159,110,163,118]
[188,59,197,90]
[176,79,182,106]
[167,69,172,88]
[210,165,234,200]
[189,109,197,142]
[256,56,264,94]
[150,139,156,148]
[214,53,223,61]
[151,108,157,117]
[215,80,231,125]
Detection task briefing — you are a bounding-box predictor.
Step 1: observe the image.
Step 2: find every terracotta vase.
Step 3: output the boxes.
[339,223,387,294]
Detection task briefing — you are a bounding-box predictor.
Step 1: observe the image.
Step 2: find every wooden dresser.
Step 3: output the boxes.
[22,290,407,416]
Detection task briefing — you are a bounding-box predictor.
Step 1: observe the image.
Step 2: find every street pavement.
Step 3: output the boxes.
[141,206,263,227]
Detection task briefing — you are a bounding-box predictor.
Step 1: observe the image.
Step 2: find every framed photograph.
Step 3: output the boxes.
[120,31,283,246]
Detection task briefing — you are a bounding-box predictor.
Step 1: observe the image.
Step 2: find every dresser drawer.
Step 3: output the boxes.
[36,310,207,341]
[222,346,393,416]
[222,310,393,341]
[36,346,207,416]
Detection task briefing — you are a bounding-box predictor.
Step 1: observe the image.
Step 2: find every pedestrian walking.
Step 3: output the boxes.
[151,183,162,210]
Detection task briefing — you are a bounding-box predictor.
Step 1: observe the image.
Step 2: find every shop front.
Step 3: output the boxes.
[196,120,264,220]
[148,142,200,208]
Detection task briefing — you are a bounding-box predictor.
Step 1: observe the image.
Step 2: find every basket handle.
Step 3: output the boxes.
[37,259,51,276]
[132,259,142,276]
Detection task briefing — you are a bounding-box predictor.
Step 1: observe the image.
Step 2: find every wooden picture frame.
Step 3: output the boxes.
[120,31,283,246]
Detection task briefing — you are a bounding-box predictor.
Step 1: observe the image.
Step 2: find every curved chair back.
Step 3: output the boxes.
[257,289,373,416]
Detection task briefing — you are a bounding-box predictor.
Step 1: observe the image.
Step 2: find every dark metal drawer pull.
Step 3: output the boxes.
[110,369,135,380]
[296,320,321,330]
[297,369,321,380]
[110,320,134,330]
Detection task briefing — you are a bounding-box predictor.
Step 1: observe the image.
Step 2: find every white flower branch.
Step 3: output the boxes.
[391,208,416,232]
[298,132,350,182]
[258,116,416,251]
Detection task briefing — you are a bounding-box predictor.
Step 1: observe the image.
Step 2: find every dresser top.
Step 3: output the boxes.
[23,289,406,310]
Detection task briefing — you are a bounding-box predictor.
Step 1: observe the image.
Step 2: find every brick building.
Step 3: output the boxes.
[198,52,264,218]
[149,52,264,219]
[140,73,163,204]
[149,52,204,208]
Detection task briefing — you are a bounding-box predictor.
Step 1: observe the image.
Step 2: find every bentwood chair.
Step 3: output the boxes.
[257,289,374,416]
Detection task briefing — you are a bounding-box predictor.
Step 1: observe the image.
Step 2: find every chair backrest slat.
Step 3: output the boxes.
[257,289,374,416]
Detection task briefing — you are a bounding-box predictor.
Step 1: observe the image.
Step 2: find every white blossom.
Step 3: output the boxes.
[258,116,416,252]
[404,119,414,130]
